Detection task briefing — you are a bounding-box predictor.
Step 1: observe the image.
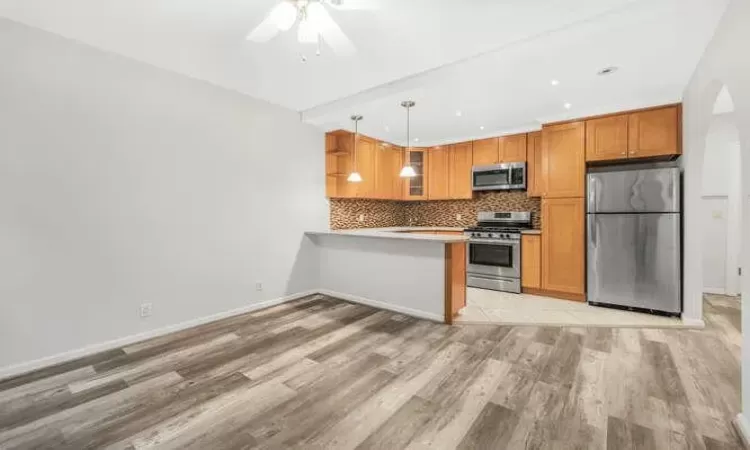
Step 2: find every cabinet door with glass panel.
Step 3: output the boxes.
[402,149,428,201]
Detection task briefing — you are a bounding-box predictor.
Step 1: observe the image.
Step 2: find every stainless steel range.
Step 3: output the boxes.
[464,211,532,293]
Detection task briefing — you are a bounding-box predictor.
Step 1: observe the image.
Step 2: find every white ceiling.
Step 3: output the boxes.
[0,0,729,145]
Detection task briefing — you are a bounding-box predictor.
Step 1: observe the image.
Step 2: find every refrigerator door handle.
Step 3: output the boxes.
[587,176,597,213]
[588,215,597,248]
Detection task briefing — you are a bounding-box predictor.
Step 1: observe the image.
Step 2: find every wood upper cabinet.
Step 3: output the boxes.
[427,146,450,200]
[586,115,629,162]
[628,106,680,158]
[472,138,499,166]
[449,142,473,199]
[352,136,377,198]
[526,131,543,197]
[521,234,541,289]
[375,144,403,200]
[499,133,527,162]
[541,198,585,297]
[541,121,585,198]
[402,149,428,201]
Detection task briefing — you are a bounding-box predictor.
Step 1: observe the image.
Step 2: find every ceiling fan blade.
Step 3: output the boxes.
[246,15,281,42]
[308,4,356,55]
[326,0,380,10]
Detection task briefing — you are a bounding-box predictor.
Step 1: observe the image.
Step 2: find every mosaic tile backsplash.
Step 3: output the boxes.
[329,192,542,230]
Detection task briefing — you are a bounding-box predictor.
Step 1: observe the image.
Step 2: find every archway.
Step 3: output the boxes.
[690,80,749,437]
[701,86,742,298]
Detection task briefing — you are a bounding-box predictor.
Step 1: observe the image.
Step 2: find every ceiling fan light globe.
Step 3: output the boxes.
[271,2,298,31]
[400,166,417,178]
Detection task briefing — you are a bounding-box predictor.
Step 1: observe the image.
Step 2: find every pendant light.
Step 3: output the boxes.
[399,101,417,178]
[347,115,363,183]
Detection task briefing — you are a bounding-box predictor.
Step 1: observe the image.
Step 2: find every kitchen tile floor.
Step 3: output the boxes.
[457,288,694,328]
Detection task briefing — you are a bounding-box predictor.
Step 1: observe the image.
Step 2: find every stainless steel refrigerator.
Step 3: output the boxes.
[587,164,682,315]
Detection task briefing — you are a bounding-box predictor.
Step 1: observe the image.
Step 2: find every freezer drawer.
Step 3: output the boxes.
[588,167,680,214]
[587,213,681,314]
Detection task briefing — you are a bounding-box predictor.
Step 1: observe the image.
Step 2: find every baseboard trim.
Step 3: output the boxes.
[681,318,706,329]
[704,287,727,295]
[522,288,586,302]
[318,289,444,323]
[733,413,750,448]
[0,290,318,381]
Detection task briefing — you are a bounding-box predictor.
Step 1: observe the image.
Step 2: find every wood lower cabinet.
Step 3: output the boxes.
[521,234,541,289]
[542,121,585,198]
[526,131,543,197]
[541,198,585,298]
[449,142,473,199]
[472,138,499,166]
[427,146,450,200]
[499,133,527,162]
[628,106,680,158]
[586,115,629,162]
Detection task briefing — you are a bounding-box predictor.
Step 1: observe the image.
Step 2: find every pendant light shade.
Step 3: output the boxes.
[400,100,417,178]
[348,115,363,183]
[399,165,417,178]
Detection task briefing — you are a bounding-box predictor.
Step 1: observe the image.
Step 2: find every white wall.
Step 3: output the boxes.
[312,234,446,321]
[701,113,742,294]
[702,198,728,293]
[681,0,750,432]
[0,19,327,373]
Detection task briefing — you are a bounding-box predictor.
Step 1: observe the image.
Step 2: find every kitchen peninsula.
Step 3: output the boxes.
[305,227,468,324]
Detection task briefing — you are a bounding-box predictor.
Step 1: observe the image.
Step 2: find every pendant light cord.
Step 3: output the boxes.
[405,103,410,165]
[353,118,358,171]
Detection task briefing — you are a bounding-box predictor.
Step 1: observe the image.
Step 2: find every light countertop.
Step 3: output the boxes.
[306,227,468,243]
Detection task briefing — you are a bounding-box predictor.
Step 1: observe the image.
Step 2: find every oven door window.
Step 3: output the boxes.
[470,243,514,268]
[473,169,509,189]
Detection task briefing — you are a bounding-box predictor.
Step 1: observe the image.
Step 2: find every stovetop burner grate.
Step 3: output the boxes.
[464,226,528,233]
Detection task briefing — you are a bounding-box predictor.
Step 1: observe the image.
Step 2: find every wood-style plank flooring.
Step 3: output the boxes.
[0,294,742,449]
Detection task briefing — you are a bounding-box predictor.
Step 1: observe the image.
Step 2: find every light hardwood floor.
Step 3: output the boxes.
[0,294,742,449]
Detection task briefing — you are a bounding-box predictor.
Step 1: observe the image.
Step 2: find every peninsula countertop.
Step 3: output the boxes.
[305,227,468,243]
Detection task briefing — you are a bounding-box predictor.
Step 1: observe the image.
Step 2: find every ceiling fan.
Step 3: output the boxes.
[247,0,378,56]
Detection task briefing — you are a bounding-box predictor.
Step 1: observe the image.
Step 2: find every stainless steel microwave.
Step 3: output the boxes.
[472,162,526,191]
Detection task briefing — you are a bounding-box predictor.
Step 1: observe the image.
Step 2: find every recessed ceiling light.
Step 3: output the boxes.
[550,79,560,86]
[414,138,420,142]
[384,125,390,132]
[455,110,463,117]
[479,126,485,130]
[564,103,572,110]
[597,66,619,76]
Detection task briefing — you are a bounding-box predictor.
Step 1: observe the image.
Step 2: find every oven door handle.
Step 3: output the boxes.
[469,239,519,246]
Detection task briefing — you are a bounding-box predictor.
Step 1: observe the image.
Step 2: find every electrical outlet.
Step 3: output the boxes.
[139,303,153,318]
[255,281,263,291]
[358,214,365,222]
[456,214,462,221]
